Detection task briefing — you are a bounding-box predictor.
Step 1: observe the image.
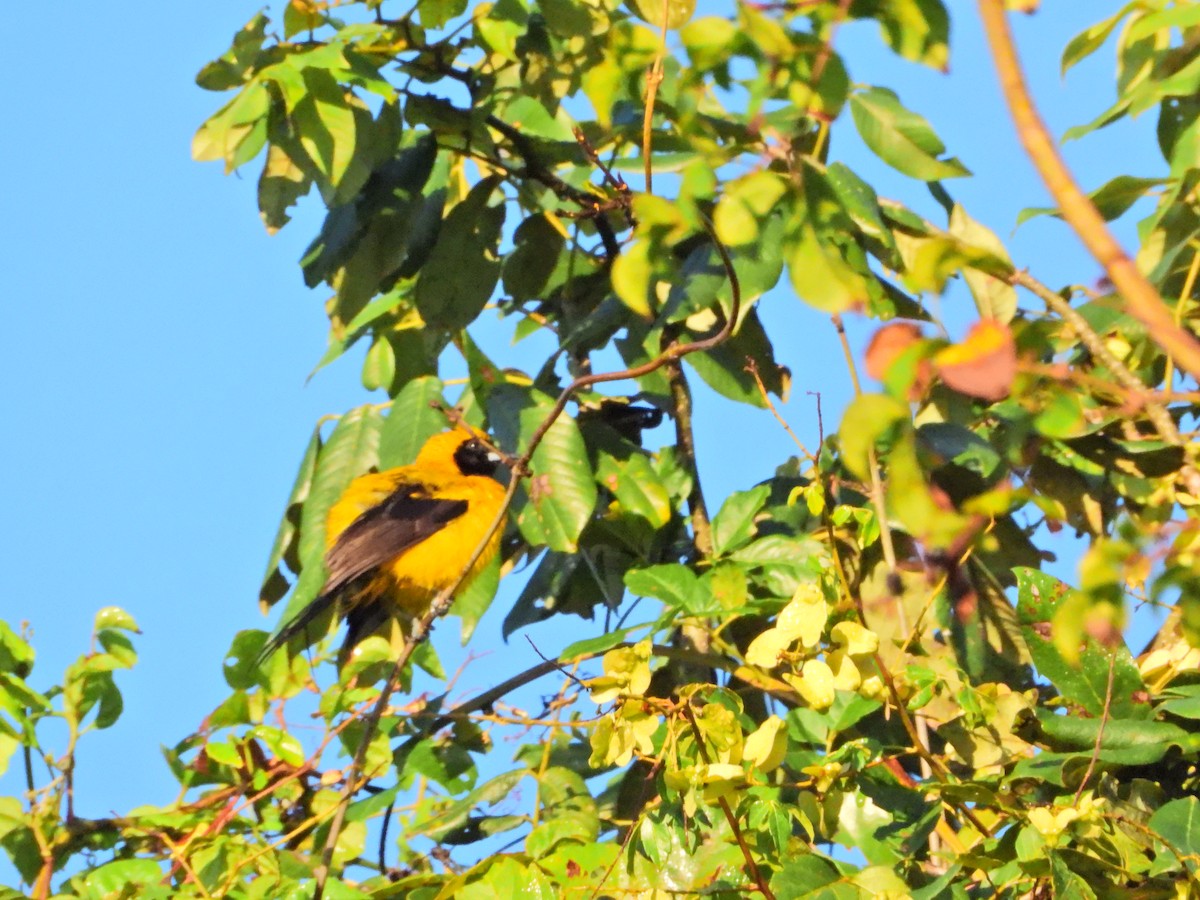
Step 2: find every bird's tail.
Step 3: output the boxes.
[256,591,338,666]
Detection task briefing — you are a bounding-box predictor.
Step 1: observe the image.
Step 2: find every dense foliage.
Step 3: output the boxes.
[4,0,1200,896]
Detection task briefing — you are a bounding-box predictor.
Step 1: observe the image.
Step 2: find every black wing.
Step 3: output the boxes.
[258,484,467,662]
[323,485,468,596]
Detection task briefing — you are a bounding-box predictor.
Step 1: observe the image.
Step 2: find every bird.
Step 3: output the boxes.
[259,427,507,662]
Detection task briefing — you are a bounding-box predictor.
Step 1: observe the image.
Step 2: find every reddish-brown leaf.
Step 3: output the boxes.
[934,319,1017,401]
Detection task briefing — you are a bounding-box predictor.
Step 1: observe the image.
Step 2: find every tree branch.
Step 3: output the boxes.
[977,0,1200,381]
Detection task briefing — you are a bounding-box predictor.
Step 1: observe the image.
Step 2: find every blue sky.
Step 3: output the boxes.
[0,0,1162,879]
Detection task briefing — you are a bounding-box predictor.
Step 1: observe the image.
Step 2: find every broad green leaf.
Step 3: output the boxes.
[258,142,312,234]
[850,87,971,181]
[825,162,900,262]
[1015,567,1149,720]
[838,393,908,480]
[408,769,526,841]
[490,385,597,552]
[713,171,790,246]
[628,0,695,30]
[192,80,271,173]
[680,16,736,70]
[1034,709,1198,763]
[769,854,853,899]
[685,308,788,407]
[291,69,359,188]
[415,176,505,331]
[503,214,566,303]
[1159,684,1200,719]
[195,13,270,90]
[260,425,321,610]
[0,622,34,678]
[84,859,166,895]
[597,452,672,528]
[454,553,500,644]
[272,406,384,634]
[834,790,899,865]
[562,626,647,661]
[863,0,950,71]
[1050,853,1098,898]
[611,243,653,321]
[1148,797,1200,875]
[94,607,139,634]
[788,223,869,313]
[1016,175,1170,225]
[377,376,447,468]
[711,485,771,557]
[420,0,469,28]
[948,205,1017,323]
[624,564,706,614]
[501,97,577,141]
[1061,3,1140,75]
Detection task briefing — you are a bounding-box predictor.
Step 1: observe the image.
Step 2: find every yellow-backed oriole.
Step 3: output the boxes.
[260,428,506,659]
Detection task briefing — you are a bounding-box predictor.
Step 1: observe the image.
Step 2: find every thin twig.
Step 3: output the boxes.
[978,0,1200,381]
[1162,246,1200,398]
[1074,653,1117,805]
[641,0,671,194]
[832,314,898,572]
[680,704,777,900]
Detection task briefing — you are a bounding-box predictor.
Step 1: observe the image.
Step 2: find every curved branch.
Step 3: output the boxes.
[977,0,1200,382]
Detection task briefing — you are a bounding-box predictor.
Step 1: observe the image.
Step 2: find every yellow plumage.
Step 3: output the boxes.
[261,428,506,659]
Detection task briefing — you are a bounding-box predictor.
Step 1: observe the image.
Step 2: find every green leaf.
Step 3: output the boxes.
[625,564,706,613]
[454,553,500,644]
[273,406,384,635]
[415,176,505,331]
[291,68,359,189]
[0,622,34,678]
[195,13,270,90]
[260,425,321,609]
[947,205,1016,323]
[258,142,312,234]
[503,214,566,303]
[711,485,771,557]
[1034,709,1198,764]
[377,376,447,468]
[490,385,598,552]
[1016,175,1170,225]
[597,452,672,528]
[192,80,271,173]
[223,630,268,690]
[685,308,788,407]
[1159,684,1200,720]
[420,0,469,29]
[84,859,166,895]
[94,606,140,634]
[838,393,908,480]
[1061,3,1139,75]
[769,854,855,899]
[850,87,971,181]
[788,222,870,313]
[1015,568,1149,720]
[1049,853,1097,899]
[825,162,900,263]
[1148,797,1200,875]
[628,0,695,30]
[408,769,526,841]
[864,0,950,71]
[680,16,737,70]
[562,626,647,661]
